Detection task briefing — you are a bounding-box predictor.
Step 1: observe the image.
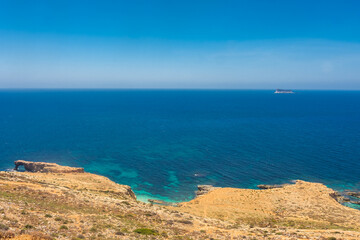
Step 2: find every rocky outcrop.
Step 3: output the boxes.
[14,160,84,173]
[195,185,220,197]
[331,191,360,205]
[346,191,360,198]
[257,184,289,189]
[176,180,360,233]
[2,166,360,240]
[330,191,350,203]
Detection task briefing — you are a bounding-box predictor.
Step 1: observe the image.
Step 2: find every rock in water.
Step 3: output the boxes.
[330,191,351,203]
[14,160,84,173]
[350,200,360,205]
[346,191,360,198]
[196,185,220,197]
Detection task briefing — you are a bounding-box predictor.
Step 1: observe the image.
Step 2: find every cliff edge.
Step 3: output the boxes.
[174,180,360,231]
[0,161,360,239]
[14,160,84,173]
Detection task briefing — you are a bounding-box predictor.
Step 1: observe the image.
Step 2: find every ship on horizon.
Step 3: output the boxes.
[274,89,294,94]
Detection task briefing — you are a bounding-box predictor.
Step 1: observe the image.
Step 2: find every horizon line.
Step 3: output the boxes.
[0,88,359,91]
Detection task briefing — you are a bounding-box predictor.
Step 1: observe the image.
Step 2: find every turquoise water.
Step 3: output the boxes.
[0,90,359,202]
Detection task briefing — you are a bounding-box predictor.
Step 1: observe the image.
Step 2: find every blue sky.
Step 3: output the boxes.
[0,0,359,89]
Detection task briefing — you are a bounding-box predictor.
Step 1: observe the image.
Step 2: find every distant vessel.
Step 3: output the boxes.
[274,89,294,94]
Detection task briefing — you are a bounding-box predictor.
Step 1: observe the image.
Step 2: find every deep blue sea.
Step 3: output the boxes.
[0,90,360,204]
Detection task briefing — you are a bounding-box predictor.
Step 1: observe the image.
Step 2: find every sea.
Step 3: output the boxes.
[0,90,359,206]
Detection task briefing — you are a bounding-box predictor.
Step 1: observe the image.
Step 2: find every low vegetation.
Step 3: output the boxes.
[0,169,359,239]
[133,228,159,235]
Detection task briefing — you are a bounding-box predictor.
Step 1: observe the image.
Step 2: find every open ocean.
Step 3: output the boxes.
[0,90,360,204]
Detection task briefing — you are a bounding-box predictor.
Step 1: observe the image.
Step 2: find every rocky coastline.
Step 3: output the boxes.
[14,160,84,173]
[256,182,360,206]
[256,183,290,189]
[0,160,360,239]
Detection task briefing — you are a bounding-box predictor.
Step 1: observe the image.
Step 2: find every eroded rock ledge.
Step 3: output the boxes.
[14,160,84,173]
[195,185,221,197]
[174,180,360,235]
[2,161,360,239]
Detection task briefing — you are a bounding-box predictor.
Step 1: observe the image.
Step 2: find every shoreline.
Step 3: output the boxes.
[1,160,360,239]
[4,162,360,209]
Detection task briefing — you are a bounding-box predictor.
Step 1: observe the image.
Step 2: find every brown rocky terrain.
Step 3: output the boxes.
[14,161,84,174]
[174,181,360,232]
[0,160,359,239]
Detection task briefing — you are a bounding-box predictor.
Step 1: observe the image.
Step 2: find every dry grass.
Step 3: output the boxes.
[174,180,360,231]
[1,171,360,239]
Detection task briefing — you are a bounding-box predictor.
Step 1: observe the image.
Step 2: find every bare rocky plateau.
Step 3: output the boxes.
[0,160,360,240]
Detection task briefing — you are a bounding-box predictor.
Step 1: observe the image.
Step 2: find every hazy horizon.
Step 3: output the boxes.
[1,1,360,89]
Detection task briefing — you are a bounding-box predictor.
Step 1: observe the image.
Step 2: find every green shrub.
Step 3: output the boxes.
[45,214,52,218]
[133,228,158,235]
[60,225,68,230]
[327,237,336,240]
[121,228,129,233]
[24,224,33,229]
[0,223,9,230]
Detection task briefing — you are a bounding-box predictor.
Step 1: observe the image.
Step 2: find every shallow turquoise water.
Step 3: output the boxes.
[0,90,359,202]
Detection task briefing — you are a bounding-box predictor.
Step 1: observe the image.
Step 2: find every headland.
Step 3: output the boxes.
[0,160,359,239]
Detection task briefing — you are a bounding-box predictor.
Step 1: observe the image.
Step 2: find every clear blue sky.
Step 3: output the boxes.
[0,0,359,89]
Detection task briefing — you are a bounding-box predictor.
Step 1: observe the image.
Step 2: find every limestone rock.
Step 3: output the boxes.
[346,191,360,198]
[196,185,220,197]
[331,191,351,203]
[350,200,360,205]
[14,160,84,173]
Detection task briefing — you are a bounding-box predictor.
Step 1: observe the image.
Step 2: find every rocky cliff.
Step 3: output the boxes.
[14,160,84,173]
[173,180,360,238]
[0,161,360,240]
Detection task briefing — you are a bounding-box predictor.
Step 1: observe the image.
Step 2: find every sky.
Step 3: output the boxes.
[0,0,360,89]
